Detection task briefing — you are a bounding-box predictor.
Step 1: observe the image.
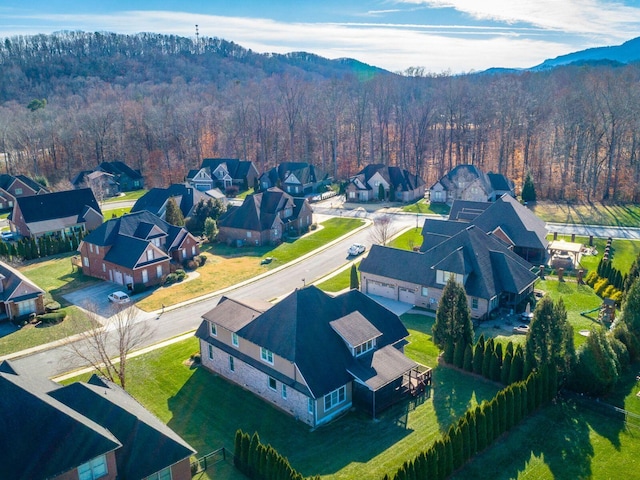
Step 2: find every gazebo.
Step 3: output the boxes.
[548,239,584,268]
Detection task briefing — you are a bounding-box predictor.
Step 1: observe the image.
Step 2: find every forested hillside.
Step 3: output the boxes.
[0,31,639,202]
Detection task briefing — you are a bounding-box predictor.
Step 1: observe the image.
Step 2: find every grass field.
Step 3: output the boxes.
[102,189,147,203]
[389,227,423,251]
[102,206,131,218]
[316,261,360,292]
[402,199,450,216]
[19,252,101,305]
[0,306,97,356]
[533,201,640,227]
[137,217,365,311]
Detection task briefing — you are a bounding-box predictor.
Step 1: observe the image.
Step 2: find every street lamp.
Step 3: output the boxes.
[302,278,306,287]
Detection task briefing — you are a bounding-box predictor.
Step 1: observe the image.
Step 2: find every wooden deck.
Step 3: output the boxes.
[402,364,432,397]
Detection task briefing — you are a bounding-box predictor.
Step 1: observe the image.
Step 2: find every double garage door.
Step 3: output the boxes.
[366,280,416,305]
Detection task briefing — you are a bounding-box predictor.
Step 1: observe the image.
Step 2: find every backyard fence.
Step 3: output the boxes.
[567,392,640,431]
[190,447,235,477]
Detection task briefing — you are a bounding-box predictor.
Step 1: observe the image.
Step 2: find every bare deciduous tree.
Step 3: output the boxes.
[369,215,398,246]
[64,304,153,390]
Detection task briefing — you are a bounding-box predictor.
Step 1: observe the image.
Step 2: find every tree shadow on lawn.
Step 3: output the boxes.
[203,243,272,259]
[432,365,502,431]
[167,368,414,478]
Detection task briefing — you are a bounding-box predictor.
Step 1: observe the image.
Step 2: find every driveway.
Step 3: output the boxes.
[62,282,140,319]
[366,294,414,316]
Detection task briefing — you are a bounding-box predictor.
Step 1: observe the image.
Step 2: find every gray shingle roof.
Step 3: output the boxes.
[14,188,101,224]
[99,161,143,180]
[347,345,417,391]
[361,225,537,300]
[197,287,410,398]
[218,187,300,231]
[0,261,45,302]
[330,311,382,347]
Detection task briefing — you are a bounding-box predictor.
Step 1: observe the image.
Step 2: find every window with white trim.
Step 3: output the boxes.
[192,245,196,256]
[229,355,235,371]
[268,376,277,391]
[14,188,22,195]
[156,265,163,278]
[232,333,239,347]
[308,398,314,414]
[147,249,154,261]
[145,466,172,480]
[83,256,89,267]
[282,384,287,399]
[142,269,148,283]
[208,344,213,360]
[472,297,479,309]
[260,347,274,364]
[78,454,107,480]
[421,286,428,297]
[210,323,217,336]
[102,263,106,272]
[323,385,346,411]
[89,244,94,253]
[354,339,375,356]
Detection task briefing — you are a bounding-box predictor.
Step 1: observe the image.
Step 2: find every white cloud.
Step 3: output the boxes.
[0,9,611,72]
[397,0,640,38]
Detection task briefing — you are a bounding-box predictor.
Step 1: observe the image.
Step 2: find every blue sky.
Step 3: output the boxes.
[1,1,640,73]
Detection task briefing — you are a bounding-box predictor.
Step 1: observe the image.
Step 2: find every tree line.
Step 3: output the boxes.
[1,31,639,201]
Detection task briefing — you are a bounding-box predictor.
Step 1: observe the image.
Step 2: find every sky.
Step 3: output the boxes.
[1,0,640,73]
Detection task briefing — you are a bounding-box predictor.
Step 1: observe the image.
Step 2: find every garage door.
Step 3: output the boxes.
[367,280,395,299]
[113,271,123,285]
[399,287,416,304]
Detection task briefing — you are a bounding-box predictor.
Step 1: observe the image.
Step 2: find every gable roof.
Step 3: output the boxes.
[261,162,330,186]
[0,174,48,194]
[0,365,121,480]
[350,164,425,192]
[99,161,143,180]
[0,261,45,302]
[361,226,538,300]
[131,183,210,218]
[448,199,492,222]
[201,158,257,180]
[197,287,410,398]
[431,164,491,191]
[50,376,196,480]
[487,172,514,192]
[13,188,101,224]
[83,210,192,267]
[218,187,302,232]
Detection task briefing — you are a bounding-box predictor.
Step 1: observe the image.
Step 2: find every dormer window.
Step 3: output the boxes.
[436,270,463,285]
[260,347,274,364]
[147,249,154,261]
[354,338,375,356]
[283,207,292,218]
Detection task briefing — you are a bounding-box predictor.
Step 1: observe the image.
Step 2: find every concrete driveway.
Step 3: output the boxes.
[62,282,136,318]
[366,294,414,316]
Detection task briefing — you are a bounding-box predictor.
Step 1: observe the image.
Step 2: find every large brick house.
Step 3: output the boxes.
[359,225,538,319]
[0,261,45,320]
[218,187,313,246]
[196,287,431,428]
[79,211,200,289]
[0,361,196,480]
[9,188,103,239]
[345,164,425,202]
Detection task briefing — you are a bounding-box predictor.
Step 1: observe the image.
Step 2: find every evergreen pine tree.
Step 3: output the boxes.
[433,275,474,357]
[463,343,474,371]
[453,341,465,368]
[513,384,522,424]
[443,436,454,478]
[509,345,525,383]
[165,196,186,226]
[490,351,502,382]
[482,338,494,378]
[349,264,359,290]
[249,432,261,476]
[460,419,471,461]
[483,402,494,444]
[425,446,437,480]
[521,171,537,203]
[240,432,251,474]
[234,430,243,469]
[505,387,515,430]
[501,349,513,384]
[476,407,487,452]
[472,341,484,374]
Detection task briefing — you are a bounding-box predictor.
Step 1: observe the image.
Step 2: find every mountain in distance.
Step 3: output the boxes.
[531,36,640,70]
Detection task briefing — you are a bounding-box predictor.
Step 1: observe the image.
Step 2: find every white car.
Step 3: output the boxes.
[513,324,530,335]
[1,231,14,241]
[108,291,131,304]
[348,243,366,256]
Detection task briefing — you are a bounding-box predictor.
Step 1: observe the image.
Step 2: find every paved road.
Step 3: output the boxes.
[13,212,418,379]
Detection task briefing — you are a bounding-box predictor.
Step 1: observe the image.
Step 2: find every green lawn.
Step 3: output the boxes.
[235,188,254,200]
[102,207,131,219]
[102,189,147,203]
[0,306,98,356]
[316,261,360,293]
[67,313,501,480]
[534,201,640,227]
[19,253,102,305]
[389,228,423,251]
[450,390,640,480]
[550,234,640,275]
[402,199,450,216]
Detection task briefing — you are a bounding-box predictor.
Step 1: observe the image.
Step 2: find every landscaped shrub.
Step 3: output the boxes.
[164,273,179,285]
[198,254,207,266]
[184,259,198,270]
[175,269,187,281]
[45,301,61,312]
[37,310,67,324]
[594,277,609,296]
[585,270,598,287]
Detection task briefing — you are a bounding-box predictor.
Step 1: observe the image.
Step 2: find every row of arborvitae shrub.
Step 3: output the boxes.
[233,431,320,480]
[585,259,624,304]
[0,230,85,260]
[384,366,557,480]
[445,335,526,386]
